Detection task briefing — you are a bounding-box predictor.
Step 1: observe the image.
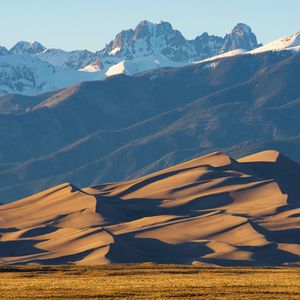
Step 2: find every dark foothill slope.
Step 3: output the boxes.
[0,51,299,202]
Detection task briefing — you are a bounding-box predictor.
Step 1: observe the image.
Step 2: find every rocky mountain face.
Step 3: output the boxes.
[92,21,260,72]
[0,46,8,56]
[0,21,261,96]
[9,41,46,55]
[219,23,261,53]
[100,21,259,61]
[99,21,196,62]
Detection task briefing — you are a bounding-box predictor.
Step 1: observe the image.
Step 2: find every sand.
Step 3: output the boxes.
[0,150,299,265]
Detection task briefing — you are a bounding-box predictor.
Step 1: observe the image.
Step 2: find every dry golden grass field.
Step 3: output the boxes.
[0,264,299,299]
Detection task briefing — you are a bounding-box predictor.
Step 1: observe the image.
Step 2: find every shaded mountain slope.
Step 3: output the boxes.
[0,150,299,266]
[0,91,58,114]
[0,51,299,202]
[0,50,293,162]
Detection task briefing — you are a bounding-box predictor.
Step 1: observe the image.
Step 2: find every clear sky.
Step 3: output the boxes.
[1,0,299,52]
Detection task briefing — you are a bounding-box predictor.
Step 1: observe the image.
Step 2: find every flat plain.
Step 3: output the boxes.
[0,265,299,299]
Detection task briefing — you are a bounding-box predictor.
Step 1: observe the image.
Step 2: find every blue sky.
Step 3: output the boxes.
[1,0,299,51]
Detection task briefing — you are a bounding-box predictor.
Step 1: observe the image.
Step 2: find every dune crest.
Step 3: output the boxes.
[0,150,300,266]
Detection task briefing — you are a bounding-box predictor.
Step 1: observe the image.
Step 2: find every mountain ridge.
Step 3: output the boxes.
[0,21,298,97]
[0,50,299,202]
[0,21,261,96]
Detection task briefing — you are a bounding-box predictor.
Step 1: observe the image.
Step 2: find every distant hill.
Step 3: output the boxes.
[0,91,57,114]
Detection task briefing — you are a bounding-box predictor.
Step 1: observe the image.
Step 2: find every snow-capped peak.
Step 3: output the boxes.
[9,41,46,55]
[133,20,173,38]
[250,31,300,54]
[132,20,178,47]
[135,20,156,29]
[232,23,252,36]
[219,23,259,53]
[29,41,46,53]
[0,46,8,56]
[99,19,189,64]
[0,21,263,96]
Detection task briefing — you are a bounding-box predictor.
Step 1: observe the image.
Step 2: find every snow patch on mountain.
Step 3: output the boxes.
[250,32,300,54]
[0,55,101,96]
[105,55,186,77]
[197,49,247,63]
[109,47,121,55]
[36,49,95,70]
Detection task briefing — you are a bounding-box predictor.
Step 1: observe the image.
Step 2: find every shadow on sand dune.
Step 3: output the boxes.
[0,150,300,265]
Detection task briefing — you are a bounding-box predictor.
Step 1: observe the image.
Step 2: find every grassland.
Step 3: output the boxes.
[0,264,299,299]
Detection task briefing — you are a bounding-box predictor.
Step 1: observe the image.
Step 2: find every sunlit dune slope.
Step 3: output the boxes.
[0,150,299,266]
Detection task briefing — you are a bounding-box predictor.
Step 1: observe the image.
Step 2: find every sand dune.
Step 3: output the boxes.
[0,150,300,266]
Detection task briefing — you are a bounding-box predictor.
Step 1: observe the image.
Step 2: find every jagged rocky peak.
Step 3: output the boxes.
[232,23,253,36]
[133,20,174,39]
[9,41,46,55]
[132,20,186,45]
[134,20,155,39]
[88,20,263,76]
[102,21,261,62]
[110,29,134,52]
[219,23,260,53]
[0,46,8,56]
[194,32,224,58]
[103,20,187,58]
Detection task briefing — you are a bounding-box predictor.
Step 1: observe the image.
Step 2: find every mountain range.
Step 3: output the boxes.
[0,21,261,96]
[0,150,299,265]
[0,21,298,100]
[0,20,300,267]
[0,45,299,202]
